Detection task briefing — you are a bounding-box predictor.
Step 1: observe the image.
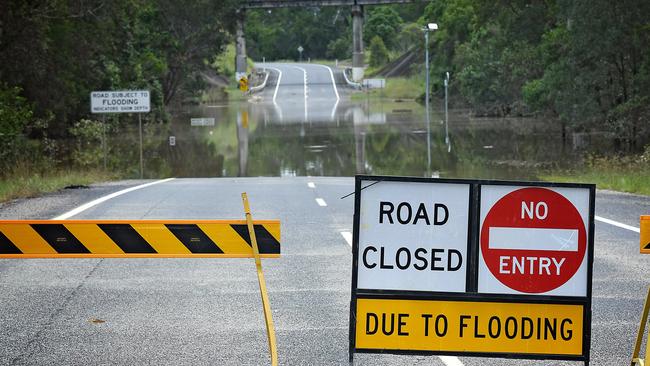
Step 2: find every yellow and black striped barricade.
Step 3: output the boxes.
[0,220,280,258]
[641,215,649,254]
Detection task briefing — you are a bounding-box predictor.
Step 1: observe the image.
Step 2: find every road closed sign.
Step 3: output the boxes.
[479,185,591,296]
[355,179,470,292]
[349,175,595,364]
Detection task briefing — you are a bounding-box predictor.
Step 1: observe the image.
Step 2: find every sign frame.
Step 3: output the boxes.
[349,175,595,364]
[641,215,649,254]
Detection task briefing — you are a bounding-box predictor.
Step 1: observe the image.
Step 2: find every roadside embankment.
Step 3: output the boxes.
[0,170,117,203]
[542,147,650,196]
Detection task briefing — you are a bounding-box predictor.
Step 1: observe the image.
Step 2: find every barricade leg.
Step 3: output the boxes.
[242,193,278,366]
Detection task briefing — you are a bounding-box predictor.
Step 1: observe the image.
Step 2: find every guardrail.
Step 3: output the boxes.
[342,67,362,89]
[249,70,270,94]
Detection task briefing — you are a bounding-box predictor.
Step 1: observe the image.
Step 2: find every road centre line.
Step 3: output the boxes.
[595,215,640,233]
[292,66,308,100]
[439,356,464,366]
[341,231,352,246]
[307,182,316,188]
[51,178,176,220]
[315,198,327,207]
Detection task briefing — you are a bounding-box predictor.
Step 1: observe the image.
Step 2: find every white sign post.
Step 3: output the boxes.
[90,90,150,178]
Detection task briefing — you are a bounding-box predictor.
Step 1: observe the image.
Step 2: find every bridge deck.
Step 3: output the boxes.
[242,0,421,8]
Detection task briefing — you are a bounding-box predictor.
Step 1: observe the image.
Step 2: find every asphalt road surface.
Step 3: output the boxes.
[0,177,648,365]
[262,63,341,124]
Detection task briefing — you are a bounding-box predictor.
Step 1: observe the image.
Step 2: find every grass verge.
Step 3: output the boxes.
[541,149,650,196]
[351,75,424,101]
[0,169,117,203]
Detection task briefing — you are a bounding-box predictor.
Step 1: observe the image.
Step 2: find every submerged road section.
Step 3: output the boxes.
[0,178,648,365]
[261,62,341,124]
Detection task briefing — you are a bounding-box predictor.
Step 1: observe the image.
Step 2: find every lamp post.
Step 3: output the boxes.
[424,23,438,176]
[444,71,450,152]
[424,23,438,109]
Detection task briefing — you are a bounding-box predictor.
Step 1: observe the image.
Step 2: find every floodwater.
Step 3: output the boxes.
[99,91,631,180]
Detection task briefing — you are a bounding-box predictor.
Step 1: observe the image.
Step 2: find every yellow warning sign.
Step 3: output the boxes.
[641,216,650,254]
[239,77,249,92]
[0,220,280,258]
[355,298,584,356]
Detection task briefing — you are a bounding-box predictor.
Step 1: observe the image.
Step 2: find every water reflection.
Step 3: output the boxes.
[105,89,641,180]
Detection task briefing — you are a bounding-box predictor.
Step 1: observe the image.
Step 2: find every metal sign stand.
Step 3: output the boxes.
[138,113,143,179]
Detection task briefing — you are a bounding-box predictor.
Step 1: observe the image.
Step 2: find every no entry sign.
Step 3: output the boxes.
[479,187,589,295]
[350,176,595,364]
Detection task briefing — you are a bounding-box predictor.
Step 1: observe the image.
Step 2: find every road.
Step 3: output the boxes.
[0,177,648,365]
[260,63,341,124]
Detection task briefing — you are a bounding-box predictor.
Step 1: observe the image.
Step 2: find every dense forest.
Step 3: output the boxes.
[0,1,238,173]
[246,0,649,151]
[0,0,648,179]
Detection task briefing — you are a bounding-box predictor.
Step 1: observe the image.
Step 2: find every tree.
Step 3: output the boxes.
[369,36,390,67]
[364,7,403,50]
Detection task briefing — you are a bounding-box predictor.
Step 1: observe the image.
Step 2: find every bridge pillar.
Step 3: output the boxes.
[235,10,248,82]
[351,5,364,82]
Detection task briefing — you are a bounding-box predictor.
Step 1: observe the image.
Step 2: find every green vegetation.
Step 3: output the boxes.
[543,147,650,196]
[0,1,240,200]
[0,170,116,203]
[352,76,424,101]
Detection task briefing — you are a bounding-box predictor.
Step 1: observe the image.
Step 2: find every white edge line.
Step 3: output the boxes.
[315,198,327,207]
[52,178,176,220]
[439,356,464,366]
[292,66,308,100]
[307,182,316,188]
[267,67,282,105]
[340,231,352,246]
[595,215,640,233]
[319,64,340,101]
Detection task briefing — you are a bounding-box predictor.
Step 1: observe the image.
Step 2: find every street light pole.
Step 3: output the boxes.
[424,23,438,176]
[423,23,438,109]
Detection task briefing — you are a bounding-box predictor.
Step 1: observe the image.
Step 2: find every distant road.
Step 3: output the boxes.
[259,62,341,123]
[0,178,648,365]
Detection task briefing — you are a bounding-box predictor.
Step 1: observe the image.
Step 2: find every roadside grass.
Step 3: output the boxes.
[0,169,116,203]
[351,75,424,101]
[542,150,650,196]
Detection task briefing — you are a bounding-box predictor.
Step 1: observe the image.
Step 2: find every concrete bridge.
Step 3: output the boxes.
[237,0,422,82]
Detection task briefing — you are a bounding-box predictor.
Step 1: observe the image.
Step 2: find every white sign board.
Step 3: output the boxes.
[91,90,150,113]
[478,185,590,296]
[191,118,216,127]
[169,136,176,146]
[356,180,470,292]
[362,79,386,89]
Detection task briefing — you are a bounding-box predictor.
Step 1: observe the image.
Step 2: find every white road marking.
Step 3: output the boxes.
[267,67,283,105]
[315,198,327,207]
[51,178,176,220]
[439,356,464,366]
[596,215,640,233]
[341,231,352,246]
[307,182,316,188]
[314,64,340,101]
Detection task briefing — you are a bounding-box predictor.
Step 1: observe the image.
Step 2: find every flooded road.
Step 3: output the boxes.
[151,95,620,180]
[93,63,633,181]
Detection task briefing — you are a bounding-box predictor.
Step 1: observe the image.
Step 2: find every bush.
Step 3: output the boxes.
[0,84,33,172]
[369,36,390,67]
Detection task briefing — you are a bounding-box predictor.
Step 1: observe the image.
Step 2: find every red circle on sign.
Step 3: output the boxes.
[480,187,586,293]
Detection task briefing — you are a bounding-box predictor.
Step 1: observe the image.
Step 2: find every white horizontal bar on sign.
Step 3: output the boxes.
[488,227,579,252]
